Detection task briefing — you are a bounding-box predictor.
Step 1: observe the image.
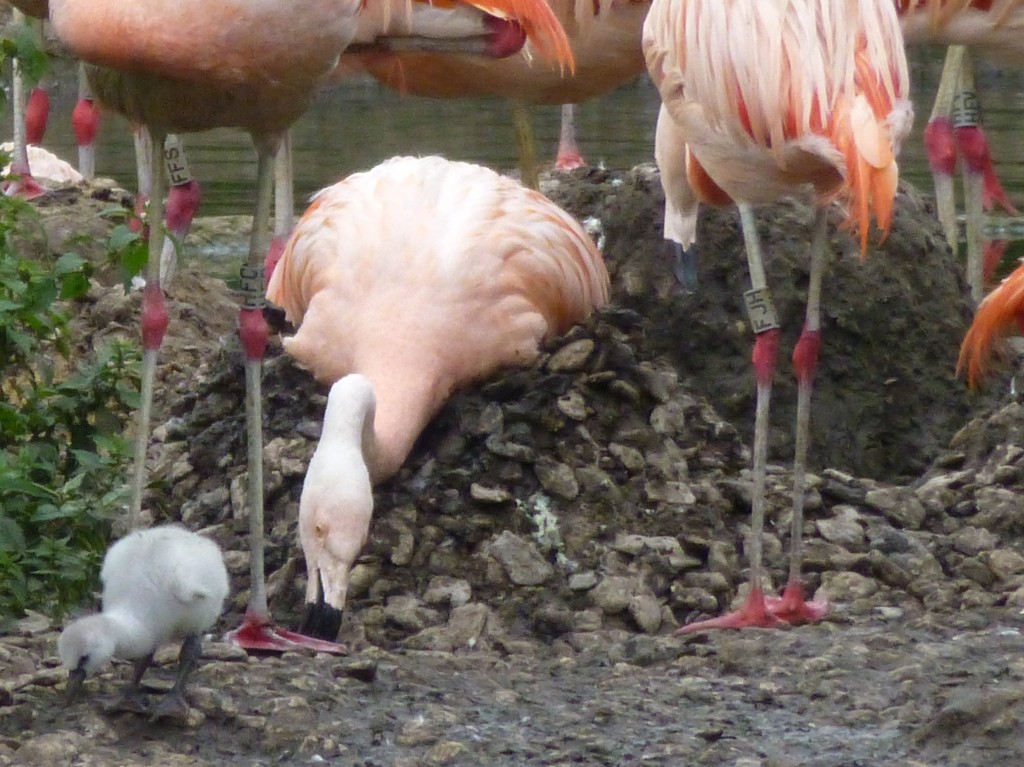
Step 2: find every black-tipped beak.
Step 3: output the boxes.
[300,599,343,642]
[299,564,345,641]
[666,240,698,294]
[65,666,87,704]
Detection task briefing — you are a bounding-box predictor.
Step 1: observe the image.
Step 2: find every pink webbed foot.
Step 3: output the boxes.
[554,150,585,171]
[224,611,347,655]
[675,582,827,634]
[4,172,46,200]
[675,584,784,634]
[764,579,829,626]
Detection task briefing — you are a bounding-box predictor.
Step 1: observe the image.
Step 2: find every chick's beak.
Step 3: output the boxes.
[65,666,87,704]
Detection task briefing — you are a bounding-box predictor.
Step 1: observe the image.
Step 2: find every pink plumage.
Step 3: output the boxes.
[268,155,609,483]
[267,155,607,637]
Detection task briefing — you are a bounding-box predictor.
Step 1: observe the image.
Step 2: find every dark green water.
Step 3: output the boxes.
[5,51,1023,238]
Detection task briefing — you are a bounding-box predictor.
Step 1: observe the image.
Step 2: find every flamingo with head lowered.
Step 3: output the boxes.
[38,0,574,654]
[266,154,609,641]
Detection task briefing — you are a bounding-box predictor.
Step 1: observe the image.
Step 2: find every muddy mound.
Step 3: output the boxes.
[126,155,1022,650]
[545,167,982,482]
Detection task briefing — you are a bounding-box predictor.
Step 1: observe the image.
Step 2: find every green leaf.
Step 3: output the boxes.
[54,252,87,276]
[59,272,90,300]
[0,516,26,553]
[107,224,140,252]
[0,475,54,500]
[10,23,49,85]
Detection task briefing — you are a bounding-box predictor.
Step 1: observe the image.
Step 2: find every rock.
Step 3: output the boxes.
[974,487,1024,535]
[864,487,927,530]
[546,338,595,372]
[984,549,1024,581]
[609,442,646,472]
[951,526,999,556]
[645,480,697,506]
[611,534,684,558]
[915,472,970,517]
[533,457,580,499]
[650,400,688,435]
[556,389,589,420]
[820,571,879,601]
[628,594,663,634]
[384,596,442,631]
[568,571,600,591]
[422,576,472,607]
[445,604,491,648]
[482,531,554,586]
[470,483,512,503]
[816,506,867,550]
[590,576,635,615]
[15,732,83,766]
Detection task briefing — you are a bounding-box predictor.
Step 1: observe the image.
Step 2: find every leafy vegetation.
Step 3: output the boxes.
[0,195,140,624]
[0,17,50,93]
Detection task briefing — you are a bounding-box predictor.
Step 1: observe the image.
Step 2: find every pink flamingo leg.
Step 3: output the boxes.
[72,64,101,181]
[127,130,170,525]
[5,13,45,200]
[222,137,345,656]
[678,204,780,633]
[678,205,828,633]
[922,46,966,255]
[950,52,1019,304]
[923,116,957,249]
[159,135,202,286]
[554,104,585,170]
[770,208,829,625]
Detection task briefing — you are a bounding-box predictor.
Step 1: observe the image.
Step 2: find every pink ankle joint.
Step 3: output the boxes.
[923,117,956,177]
[752,328,781,386]
[239,308,268,361]
[954,125,1020,214]
[792,328,821,385]
[72,98,101,147]
[141,282,169,351]
[25,88,50,146]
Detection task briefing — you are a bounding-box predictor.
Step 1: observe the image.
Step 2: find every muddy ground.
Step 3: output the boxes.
[2,166,1024,766]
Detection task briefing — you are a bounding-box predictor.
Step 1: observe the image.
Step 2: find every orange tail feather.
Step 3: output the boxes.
[957,263,1024,388]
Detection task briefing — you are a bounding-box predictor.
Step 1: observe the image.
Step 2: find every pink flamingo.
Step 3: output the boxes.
[345,0,651,188]
[645,0,913,631]
[896,0,1024,302]
[39,0,573,655]
[266,155,609,639]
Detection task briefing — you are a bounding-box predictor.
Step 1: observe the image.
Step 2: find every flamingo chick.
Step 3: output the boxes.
[266,155,609,640]
[58,525,228,721]
[645,0,913,631]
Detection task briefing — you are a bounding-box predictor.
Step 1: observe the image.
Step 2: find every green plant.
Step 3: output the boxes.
[0,199,140,624]
[0,17,50,95]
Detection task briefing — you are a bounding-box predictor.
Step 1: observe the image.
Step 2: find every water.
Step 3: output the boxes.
[5,50,1024,236]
